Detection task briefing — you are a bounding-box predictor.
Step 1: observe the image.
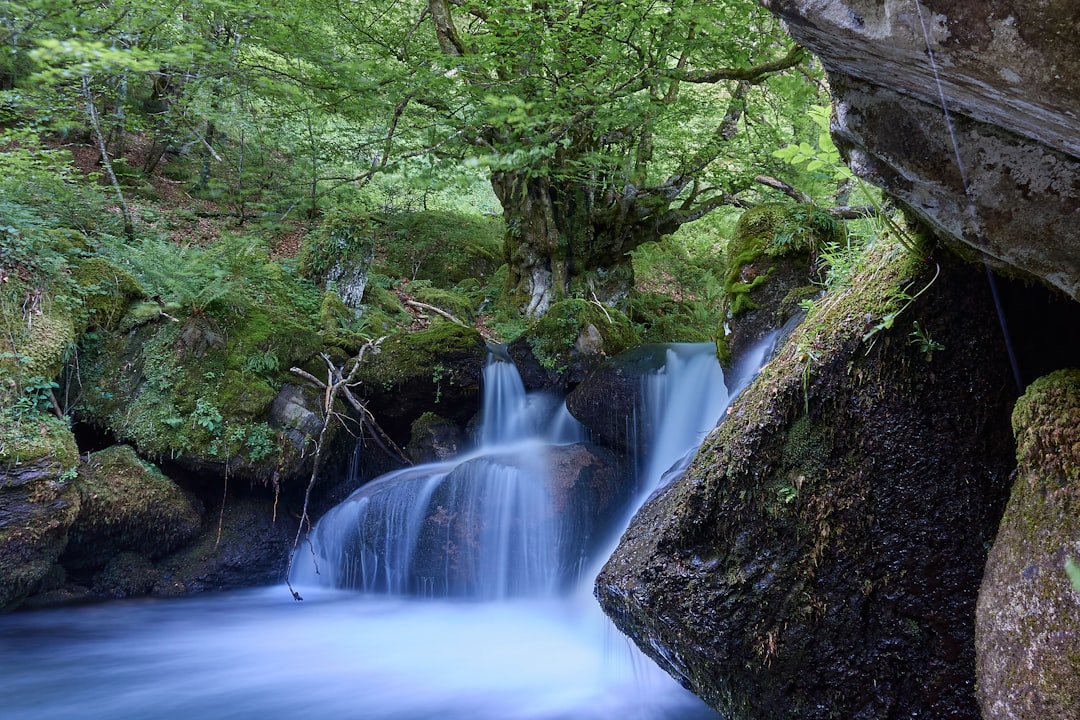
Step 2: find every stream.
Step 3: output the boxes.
[0,342,774,719]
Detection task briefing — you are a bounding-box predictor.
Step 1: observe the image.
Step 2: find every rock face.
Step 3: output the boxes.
[765,0,1080,299]
[976,369,1080,720]
[596,248,1017,719]
[0,421,80,610]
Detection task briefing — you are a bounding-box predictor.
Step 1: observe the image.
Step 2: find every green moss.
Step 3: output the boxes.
[723,202,843,319]
[70,257,146,332]
[356,322,485,389]
[412,286,478,323]
[527,299,639,371]
[65,445,201,570]
[0,409,78,470]
[1011,368,1080,486]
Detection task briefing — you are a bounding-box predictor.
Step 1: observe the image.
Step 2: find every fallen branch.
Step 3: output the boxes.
[283,337,386,601]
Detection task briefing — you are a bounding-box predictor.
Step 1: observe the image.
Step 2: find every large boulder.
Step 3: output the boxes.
[764,0,1080,299]
[976,369,1080,720]
[596,247,1017,719]
[565,344,670,454]
[352,322,488,446]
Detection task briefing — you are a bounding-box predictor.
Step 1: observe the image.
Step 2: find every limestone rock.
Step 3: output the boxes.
[764,0,1080,299]
[596,248,1017,719]
[976,369,1080,720]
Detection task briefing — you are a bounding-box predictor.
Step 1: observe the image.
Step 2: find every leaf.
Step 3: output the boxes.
[1066,557,1080,592]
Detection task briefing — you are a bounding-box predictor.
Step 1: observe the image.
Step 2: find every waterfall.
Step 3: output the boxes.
[296,342,751,601]
[297,351,585,599]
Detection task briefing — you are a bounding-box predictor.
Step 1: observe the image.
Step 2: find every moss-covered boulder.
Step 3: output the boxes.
[353,322,487,446]
[522,299,640,388]
[976,369,1080,720]
[0,413,81,610]
[70,256,146,332]
[77,300,321,485]
[596,245,1017,719]
[62,445,201,572]
[719,203,837,368]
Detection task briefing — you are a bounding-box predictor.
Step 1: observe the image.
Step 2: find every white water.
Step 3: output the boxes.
[0,342,767,720]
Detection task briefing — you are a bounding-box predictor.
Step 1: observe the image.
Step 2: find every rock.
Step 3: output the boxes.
[596,247,1017,719]
[0,416,81,610]
[976,369,1080,720]
[62,445,201,571]
[719,203,832,368]
[406,412,464,464]
[566,344,669,454]
[155,496,297,594]
[353,323,488,446]
[764,0,1080,299]
[408,442,624,593]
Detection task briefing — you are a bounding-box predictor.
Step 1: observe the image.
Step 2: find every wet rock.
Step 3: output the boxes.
[406,412,464,464]
[566,344,669,455]
[0,418,81,611]
[596,248,1017,719]
[719,203,832,368]
[976,369,1080,720]
[155,496,297,594]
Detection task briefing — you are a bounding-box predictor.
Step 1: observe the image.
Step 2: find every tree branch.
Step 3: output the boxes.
[665,44,807,85]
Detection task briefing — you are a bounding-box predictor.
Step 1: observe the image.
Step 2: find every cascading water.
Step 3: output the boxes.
[0,341,773,720]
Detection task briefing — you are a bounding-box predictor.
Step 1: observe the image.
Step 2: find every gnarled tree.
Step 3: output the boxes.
[420,0,813,314]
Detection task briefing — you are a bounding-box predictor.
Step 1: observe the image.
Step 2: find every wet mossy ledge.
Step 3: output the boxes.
[717,202,839,367]
[596,242,1018,719]
[976,369,1080,720]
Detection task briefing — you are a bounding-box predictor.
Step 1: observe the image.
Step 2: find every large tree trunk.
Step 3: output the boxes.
[492,170,679,316]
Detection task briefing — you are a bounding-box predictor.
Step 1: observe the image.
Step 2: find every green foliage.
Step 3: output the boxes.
[527,299,638,372]
[628,237,726,344]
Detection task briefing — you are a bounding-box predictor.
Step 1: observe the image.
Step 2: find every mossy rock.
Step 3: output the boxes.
[526,299,639,378]
[62,445,201,571]
[976,369,1080,720]
[597,245,1018,719]
[0,413,81,610]
[0,302,75,405]
[71,256,146,332]
[353,323,487,445]
[406,412,464,464]
[719,203,842,367]
[412,286,478,323]
[78,302,318,478]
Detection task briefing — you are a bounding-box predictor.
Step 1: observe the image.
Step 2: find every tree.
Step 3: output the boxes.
[410,0,816,314]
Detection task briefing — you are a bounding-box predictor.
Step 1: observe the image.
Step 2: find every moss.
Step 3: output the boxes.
[527,299,639,371]
[1011,368,1080,486]
[357,322,486,389]
[0,302,75,403]
[63,445,201,571]
[70,256,146,332]
[722,202,842,321]
[412,286,478,323]
[0,410,78,470]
